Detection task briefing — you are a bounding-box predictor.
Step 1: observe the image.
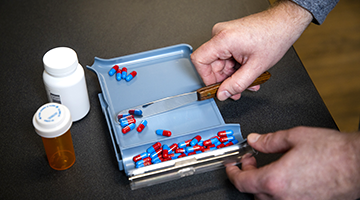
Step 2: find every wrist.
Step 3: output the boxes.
[266,0,313,45]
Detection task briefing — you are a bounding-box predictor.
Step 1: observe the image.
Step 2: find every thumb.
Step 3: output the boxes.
[247,131,295,154]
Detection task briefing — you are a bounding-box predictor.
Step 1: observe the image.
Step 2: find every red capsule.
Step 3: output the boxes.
[188,152,196,156]
[217,143,226,149]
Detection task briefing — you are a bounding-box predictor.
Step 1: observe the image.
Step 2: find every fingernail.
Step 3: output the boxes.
[219,90,232,101]
[248,133,260,143]
[247,87,257,92]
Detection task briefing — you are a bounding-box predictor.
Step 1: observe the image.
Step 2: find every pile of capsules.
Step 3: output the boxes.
[118,110,145,134]
[118,109,172,136]
[108,65,137,82]
[133,130,239,168]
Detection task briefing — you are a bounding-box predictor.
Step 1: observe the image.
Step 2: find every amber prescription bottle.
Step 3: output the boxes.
[32,103,76,170]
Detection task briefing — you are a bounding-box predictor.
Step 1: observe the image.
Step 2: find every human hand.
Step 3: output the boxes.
[191,1,312,101]
[226,126,360,200]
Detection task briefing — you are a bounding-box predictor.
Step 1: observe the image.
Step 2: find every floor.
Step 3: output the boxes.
[270,0,360,132]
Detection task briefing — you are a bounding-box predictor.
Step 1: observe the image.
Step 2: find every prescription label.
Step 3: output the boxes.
[49,93,61,104]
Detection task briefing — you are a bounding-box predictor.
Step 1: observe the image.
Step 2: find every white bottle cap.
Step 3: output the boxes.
[33,103,72,138]
[43,47,78,77]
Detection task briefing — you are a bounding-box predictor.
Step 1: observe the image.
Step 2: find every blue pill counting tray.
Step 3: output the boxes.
[87,44,255,190]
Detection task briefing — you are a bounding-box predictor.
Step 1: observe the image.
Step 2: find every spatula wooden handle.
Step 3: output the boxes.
[196,71,271,101]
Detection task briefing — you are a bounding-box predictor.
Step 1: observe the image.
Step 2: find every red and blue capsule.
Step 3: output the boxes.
[203,137,220,146]
[122,123,136,134]
[152,156,162,164]
[133,152,149,162]
[150,148,163,159]
[175,148,186,153]
[125,71,137,82]
[119,115,134,121]
[136,160,152,168]
[136,120,147,133]
[108,65,119,76]
[121,67,127,79]
[156,129,172,137]
[117,113,130,120]
[178,139,192,148]
[169,143,178,153]
[219,135,235,143]
[147,142,161,154]
[217,130,234,137]
[116,67,122,81]
[224,139,239,147]
[186,145,203,153]
[120,116,136,127]
[162,144,170,158]
[135,156,151,166]
[129,109,142,116]
[190,135,202,146]
[168,153,182,159]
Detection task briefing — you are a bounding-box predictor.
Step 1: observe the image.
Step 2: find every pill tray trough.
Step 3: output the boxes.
[87,44,247,189]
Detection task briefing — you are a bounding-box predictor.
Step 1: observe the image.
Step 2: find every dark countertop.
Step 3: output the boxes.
[0,0,337,199]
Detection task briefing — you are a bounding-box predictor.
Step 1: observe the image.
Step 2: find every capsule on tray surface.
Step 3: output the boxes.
[137,120,147,133]
[125,71,137,82]
[108,65,119,76]
[190,135,202,146]
[156,129,172,137]
[129,109,142,116]
[121,67,127,79]
[133,152,149,162]
[122,123,135,134]
[219,135,235,143]
[217,130,234,137]
[147,142,161,154]
[116,67,122,81]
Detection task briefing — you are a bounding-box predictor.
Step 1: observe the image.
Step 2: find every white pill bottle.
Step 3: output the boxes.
[43,47,90,122]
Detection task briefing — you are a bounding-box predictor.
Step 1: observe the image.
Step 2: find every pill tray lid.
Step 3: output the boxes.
[87,44,243,174]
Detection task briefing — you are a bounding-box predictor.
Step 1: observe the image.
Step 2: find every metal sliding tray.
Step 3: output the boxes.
[87,44,253,189]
